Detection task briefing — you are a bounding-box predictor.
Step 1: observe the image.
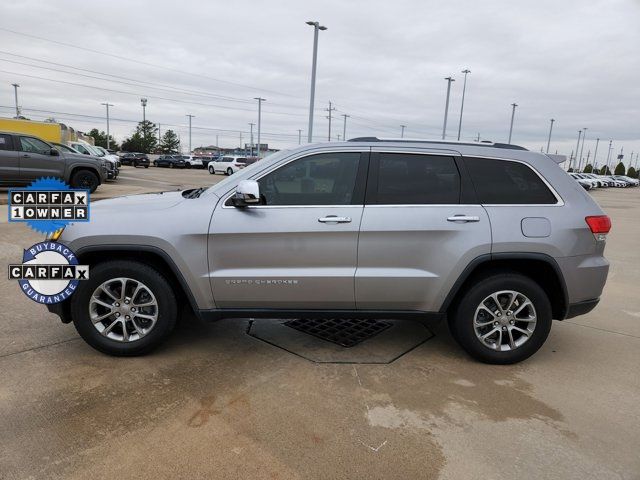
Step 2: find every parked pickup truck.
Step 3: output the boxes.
[0,130,107,191]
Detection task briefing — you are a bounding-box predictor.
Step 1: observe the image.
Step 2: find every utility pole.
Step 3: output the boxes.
[306,21,327,143]
[442,77,455,139]
[11,83,20,117]
[298,129,302,145]
[593,138,600,169]
[337,134,341,141]
[326,101,336,141]
[341,114,349,141]
[546,118,554,153]
[249,122,255,155]
[239,131,243,150]
[100,102,113,150]
[186,114,195,154]
[400,125,406,138]
[457,69,470,141]
[578,127,587,171]
[158,123,161,145]
[605,140,613,173]
[476,132,480,142]
[586,150,591,169]
[254,97,265,157]
[572,130,582,171]
[507,103,518,144]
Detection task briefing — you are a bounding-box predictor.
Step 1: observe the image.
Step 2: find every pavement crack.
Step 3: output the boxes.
[0,337,80,358]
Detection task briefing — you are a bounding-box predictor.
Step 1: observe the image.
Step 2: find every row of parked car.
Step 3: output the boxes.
[568,172,639,190]
[150,154,258,175]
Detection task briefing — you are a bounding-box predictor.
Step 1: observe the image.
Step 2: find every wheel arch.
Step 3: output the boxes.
[440,253,569,320]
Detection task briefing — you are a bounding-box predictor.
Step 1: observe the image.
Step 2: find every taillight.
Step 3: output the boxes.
[585,215,611,241]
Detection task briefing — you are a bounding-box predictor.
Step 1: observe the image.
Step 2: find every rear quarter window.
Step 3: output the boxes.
[464,157,558,205]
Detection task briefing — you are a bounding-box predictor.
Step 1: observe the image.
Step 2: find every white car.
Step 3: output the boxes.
[208,155,248,175]
[178,155,204,169]
[67,141,119,179]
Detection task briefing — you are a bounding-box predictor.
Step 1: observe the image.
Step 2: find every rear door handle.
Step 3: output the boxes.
[318,215,352,223]
[447,215,480,223]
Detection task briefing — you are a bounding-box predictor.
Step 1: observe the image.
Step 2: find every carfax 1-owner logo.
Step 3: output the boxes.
[8,241,89,304]
[8,177,90,235]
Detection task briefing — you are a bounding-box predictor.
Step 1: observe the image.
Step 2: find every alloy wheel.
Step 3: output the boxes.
[473,290,537,351]
[89,277,159,342]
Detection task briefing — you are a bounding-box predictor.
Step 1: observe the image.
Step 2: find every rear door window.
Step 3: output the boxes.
[368,153,461,204]
[19,136,51,155]
[464,157,558,204]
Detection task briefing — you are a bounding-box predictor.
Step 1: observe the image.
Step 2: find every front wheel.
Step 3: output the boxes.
[208,166,215,174]
[70,169,100,193]
[70,260,177,356]
[226,167,233,176]
[449,273,552,364]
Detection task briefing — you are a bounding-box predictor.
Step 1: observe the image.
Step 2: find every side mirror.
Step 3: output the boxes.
[50,148,60,156]
[231,180,261,207]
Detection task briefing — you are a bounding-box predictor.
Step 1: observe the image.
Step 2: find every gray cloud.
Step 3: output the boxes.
[1,0,638,166]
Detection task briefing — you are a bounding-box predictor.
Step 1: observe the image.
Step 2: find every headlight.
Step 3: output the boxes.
[48,227,65,241]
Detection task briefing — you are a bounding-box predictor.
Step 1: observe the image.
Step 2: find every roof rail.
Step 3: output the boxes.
[347,137,528,151]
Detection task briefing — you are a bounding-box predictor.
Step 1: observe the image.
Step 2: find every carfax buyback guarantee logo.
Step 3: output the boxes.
[7,178,91,304]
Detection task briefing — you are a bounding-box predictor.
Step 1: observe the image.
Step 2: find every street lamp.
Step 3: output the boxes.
[442,77,455,140]
[186,114,195,154]
[457,69,470,141]
[507,103,518,144]
[546,118,554,153]
[572,130,582,171]
[578,127,587,171]
[101,102,113,150]
[11,83,20,118]
[254,97,266,157]
[306,21,327,143]
[400,125,406,138]
[140,98,148,149]
[341,114,349,141]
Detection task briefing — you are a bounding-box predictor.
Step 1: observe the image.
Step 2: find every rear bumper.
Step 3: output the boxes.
[565,298,600,319]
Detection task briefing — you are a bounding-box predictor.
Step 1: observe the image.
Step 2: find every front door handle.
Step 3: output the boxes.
[318,215,352,224]
[21,154,30,158]
[447,215,480,223]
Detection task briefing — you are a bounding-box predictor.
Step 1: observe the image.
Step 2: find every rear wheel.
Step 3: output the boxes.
[226,167,233,175]
[70,260,177,356]
[71,169,100,193]
[185,162,192,169]
[208,165,215,174]
[449,273,552,364]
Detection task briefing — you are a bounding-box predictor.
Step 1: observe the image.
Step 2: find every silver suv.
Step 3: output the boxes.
[47,138,611,363]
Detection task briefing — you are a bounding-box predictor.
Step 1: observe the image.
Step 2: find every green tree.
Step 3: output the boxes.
[159,129,180,153]
[627,166,638,178]
[614,161,626,175]
[121,121,157,153]
[599,165,611,175]
[583,163,593,173]
[86,128,119,150]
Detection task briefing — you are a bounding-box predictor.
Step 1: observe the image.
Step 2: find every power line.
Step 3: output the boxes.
[0,27,303,100]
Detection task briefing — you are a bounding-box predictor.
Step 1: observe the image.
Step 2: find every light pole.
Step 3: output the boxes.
[507,103,518,144]
[11,83,20,117]
[254,97,265,157]
[457,69,470,141]
[442,77,455,139]
[572,130,582,171]
[546,118,554,153]
[306,21,327,143]
[341,114,349,141]
[593,138,600,170]
[298,129,302,145]
[578,127,587,171]
[140,98,148,149]
[400,125,406,138]
[249,123,255,155]
[186,114,195,154]
[101,102,113,150]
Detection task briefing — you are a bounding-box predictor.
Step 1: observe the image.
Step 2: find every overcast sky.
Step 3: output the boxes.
[1,0,639,166]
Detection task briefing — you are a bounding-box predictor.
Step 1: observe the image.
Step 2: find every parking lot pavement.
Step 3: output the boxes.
[0,177,639,479]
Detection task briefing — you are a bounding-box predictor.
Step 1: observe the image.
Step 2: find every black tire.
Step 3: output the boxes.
[70,169,100,193]
[226,167,233,176]
[70,260,178,356]
[133,160,139,168]
[144,165,149,168]
[208,166,215,175]
[169,163,174,169]
[153,161,158,167]
[449,273,552,364]
[185,163,192,169]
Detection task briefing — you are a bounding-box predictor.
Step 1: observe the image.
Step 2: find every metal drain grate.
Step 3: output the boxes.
[284,318,392,348]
